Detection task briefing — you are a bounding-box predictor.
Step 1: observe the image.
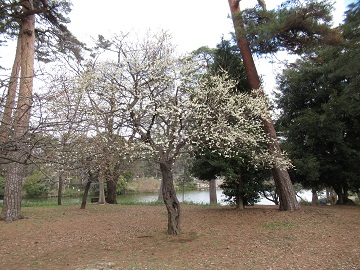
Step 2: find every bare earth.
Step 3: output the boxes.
[0,204,359,270]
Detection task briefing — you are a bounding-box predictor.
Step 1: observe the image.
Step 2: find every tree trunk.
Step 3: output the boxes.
[209,179,217,205]
[236,175,245,210]
[227,0,299,211]
[157,179,164,202]
[326,187,336,205]
[334,184,354,205]
[311,187,318,206]
[0,153,25,222]
[80,180,92,209]
[57,172,63,205]
[0,35,21,147]
[1,1,35,222]
[160,162,180,235]
[98,173,106,204]
[106,179,117,204]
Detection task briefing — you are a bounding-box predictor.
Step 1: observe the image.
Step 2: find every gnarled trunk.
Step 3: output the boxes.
[209,179,217,205]
[160,162,180,235]
[228,0,299,211]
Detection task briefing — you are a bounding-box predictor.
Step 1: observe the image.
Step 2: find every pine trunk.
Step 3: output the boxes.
[0,35,21,147]
[0,154,25,222]
[1,1,35,222]
[227,0,299,211]
[209,179,217,205]
[160,162,180,235]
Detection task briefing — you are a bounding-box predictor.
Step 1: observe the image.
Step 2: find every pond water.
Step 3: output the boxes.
[2,189,314,206]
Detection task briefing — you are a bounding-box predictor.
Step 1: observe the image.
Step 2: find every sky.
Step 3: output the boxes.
[68,0,349,54]
[0,0,353,95]
[67,0,356,96]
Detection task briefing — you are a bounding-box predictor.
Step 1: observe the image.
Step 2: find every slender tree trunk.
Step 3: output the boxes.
[209,179,217,205]
[227,0,299,211]
[80,180,92,209]
[57,172,63,205]
[160,162,180,235]
[0,35,22,147]
[311,187,318,205]
[98,172,106,204]
[236,175,245,210]
[1,1,35,222]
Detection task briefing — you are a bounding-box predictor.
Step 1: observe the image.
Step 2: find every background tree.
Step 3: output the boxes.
[276,2,360,204]
[190,38,273,208]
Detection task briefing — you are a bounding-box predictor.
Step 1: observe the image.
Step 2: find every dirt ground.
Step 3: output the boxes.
[0,204,359,270]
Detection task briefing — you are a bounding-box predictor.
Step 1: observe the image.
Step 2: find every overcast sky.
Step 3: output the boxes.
[0,0,354,94]
[68,0,350,54]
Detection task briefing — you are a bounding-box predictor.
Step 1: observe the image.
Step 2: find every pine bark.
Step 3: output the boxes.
[160,162,180,235]
[227,0,299,211]
[1,153,25,222]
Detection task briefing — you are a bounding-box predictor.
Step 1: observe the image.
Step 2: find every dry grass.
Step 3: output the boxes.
[0,204,359,270]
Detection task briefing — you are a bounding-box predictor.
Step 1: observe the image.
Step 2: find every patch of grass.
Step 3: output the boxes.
[119,200,164,206]
[264,221,296,229]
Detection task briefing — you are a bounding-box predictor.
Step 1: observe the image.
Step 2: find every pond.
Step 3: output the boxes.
[1,189,314,207]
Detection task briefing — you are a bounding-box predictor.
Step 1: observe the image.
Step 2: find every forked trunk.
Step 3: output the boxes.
[209,179,217,205]
[227,0,299,211]
[160,162,180,235]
